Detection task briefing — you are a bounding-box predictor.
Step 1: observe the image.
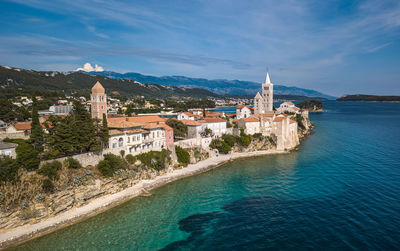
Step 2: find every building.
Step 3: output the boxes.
[236,105,252,119]
[177,112,196,121]
[91,81,107,120]
[180,119,202,138]
[254,72,273,114]
[0,140,17,158]
[237,117,260,135]
[277,101,300,114]
[49,105,73,115]
[199,117,227,137]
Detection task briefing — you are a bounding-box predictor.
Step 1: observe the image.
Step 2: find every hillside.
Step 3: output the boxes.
[0,66,219,99]
[82,70,335,99]
[337,94,400,102]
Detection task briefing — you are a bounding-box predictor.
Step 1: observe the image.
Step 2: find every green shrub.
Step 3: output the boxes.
[64,158,82,169]
[0,156,19,184]
[37,161,62,180]
[42,178,55,193]
[253,133,263,139]
[221,134,237,147]
[239,135,252,147]
[209,139,231,154]
[120,150,125,157]
[226,121,232,128]
[136,150,170,170]
[97,153,126,177]
[125,154,136,165]
[16,141,40,171]
[175,146,190,166]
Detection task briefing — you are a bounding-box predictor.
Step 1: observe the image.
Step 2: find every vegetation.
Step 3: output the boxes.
[175,146,190,166]
[221,134,237,147]
[239,135,252,147]
[16,141,40,171]
[99,113,109,148]
[209,139,231,153]
[37,161,62,180]
[45,101,103,158]
[0,156,19,184]
[42,178,55,193]
[64,158,82,169]
[204,128,213,137]
[0,98,30,123]
[336,94,400,102]
[97,154,126,177]
[136,150,170,170]
[29,96,45,153]
[292,114,305,130]
[298,100,323,110]
[166,119,187,138]
[125,154,136,165]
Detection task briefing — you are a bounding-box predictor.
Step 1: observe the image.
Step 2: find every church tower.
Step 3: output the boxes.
[91,81,107,120]
[254,72,274,114]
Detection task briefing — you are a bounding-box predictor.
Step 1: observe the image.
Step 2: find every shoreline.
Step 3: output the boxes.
[0,149,287,249]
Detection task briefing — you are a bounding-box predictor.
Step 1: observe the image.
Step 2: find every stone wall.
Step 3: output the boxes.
[44,152,104,167]
[174,137,212,149]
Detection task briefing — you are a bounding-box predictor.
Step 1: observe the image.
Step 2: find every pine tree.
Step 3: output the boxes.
[29,96,44,152]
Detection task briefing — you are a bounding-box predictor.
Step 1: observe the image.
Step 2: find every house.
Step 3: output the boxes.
[49,105,73,115]
[277,101,300,114]
[236,105,252,119]
[180,119,202,138]
[199,117,227,137]
[177,112,196,121]
[0,140,17,158]
[237,117,260,135]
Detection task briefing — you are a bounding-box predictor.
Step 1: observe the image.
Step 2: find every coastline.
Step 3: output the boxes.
[0,149,287,249]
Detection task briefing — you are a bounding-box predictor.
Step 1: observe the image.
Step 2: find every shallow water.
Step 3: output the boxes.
[9,101,400,250]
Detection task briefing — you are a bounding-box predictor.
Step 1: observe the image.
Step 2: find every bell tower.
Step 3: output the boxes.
[91,81,107,119]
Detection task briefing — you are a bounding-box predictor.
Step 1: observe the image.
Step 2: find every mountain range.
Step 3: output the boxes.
[81,70,335,99]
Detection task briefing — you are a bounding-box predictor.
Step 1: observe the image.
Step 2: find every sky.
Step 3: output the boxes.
[0,0,399,96]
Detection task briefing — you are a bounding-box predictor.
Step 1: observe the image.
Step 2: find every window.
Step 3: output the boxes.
[112,143,117,149]
[119,137,123,147]
[127,137,130,143]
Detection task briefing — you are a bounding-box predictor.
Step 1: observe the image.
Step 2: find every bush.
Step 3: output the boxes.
[175,146,190,166]
[97,153,126,177]
[209,139,231,154]
[37,161,62,180]
[226,121,232,128]
[42,178,55,193]
[125,154,136,165]
[64,158,82,169]
[16,141,40,171]
[221,134,237,147]
[136,150,170,170]
[166,119,187,138]
[239,135,252,147]
[253,133,263,139]
[0,156,19,184]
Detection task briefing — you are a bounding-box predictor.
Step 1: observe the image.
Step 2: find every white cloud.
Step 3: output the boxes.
[75,62,104,72]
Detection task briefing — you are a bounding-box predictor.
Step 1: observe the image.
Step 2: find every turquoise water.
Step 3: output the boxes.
[9,101,400,250]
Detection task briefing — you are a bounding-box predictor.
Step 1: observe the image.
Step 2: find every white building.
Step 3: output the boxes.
[236,105,252,119]
[237,117,260,135]
[0,140,17,158]
[200,118,227,137]
[177,112,196,120]
[254,72,274,114]
[277,101,300,114]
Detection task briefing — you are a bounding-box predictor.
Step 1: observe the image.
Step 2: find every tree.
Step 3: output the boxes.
[209,139,231,153]
[204,128,213,137]
[99,113,109,148]
[37,161,62,180]
[16,141,40,170]
[0,156,19,184]
[29,96,45,152]
[166,119,187,138]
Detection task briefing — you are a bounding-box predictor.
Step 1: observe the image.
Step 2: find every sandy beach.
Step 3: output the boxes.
[0,149,287,249]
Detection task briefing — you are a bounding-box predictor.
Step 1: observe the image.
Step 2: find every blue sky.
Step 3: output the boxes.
[0,0,399,96]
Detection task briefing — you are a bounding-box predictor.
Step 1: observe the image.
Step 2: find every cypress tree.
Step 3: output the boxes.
[29,96,44,152]
[100,113,109,148]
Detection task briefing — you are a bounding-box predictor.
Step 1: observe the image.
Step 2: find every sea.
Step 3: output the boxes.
[8,101,400,250]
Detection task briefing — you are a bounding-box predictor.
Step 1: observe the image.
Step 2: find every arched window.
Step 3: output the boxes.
[119,137,123,147]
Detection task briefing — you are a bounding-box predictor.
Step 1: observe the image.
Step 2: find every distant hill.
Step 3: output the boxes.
[81,70,336,100]
[0,66,219,99]
[337,94,400,102]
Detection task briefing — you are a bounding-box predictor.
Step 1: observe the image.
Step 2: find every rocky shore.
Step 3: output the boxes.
[0,149,287,249]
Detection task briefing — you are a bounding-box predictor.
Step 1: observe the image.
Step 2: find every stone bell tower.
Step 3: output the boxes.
[91,81,107,119]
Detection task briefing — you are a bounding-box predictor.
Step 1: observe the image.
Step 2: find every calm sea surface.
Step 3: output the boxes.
[9,101,400,250]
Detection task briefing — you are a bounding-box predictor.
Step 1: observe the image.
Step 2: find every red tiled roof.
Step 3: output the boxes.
[241,117,259,122]
[109,129,124,136]
[290,119,297,124]
[126,115,166,123]
[273,117,286,122]
[180,119,201,126]
[108,121,142,129]
[14,122,31,130]
[202,117,226,123]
